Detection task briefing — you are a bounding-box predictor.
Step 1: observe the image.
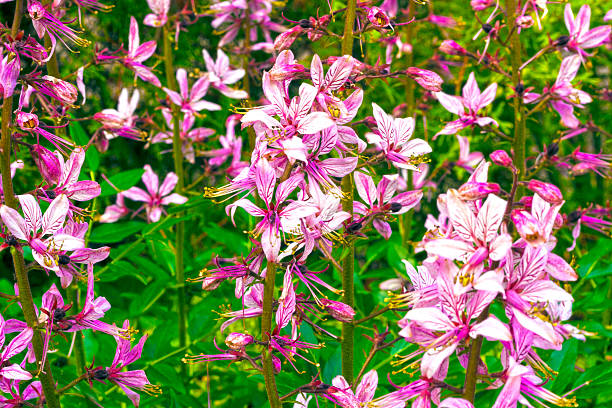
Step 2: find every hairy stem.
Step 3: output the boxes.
[1,11,62,408]
[261,261,282,407]
[506,0,526,182]
[462,305,490,403]
[340,0,357,387]
[163,24,188,373]
[399,3,417,246]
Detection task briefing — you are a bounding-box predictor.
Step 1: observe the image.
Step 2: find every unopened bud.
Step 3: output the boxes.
[225,333,254,350]
[555,35,570,46]
[490,150,513,168]
[406,67,443,92]
[31,144,61,184]
[319,299,355,322]
[568,210,582,223]
[439,40,467,56]
[273,26,303,52]
[546,143,559,157]
[515,82,525,95]
[457,182,500,200]
[272,355,281,374]
[41,75,78,105]
[298,19,312,28]
[527,180,563,204]
[201,277,223,291]
[482,23,493,34]
[389,202,403,213]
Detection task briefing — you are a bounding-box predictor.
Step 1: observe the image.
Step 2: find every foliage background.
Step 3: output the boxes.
[0,0,611,406]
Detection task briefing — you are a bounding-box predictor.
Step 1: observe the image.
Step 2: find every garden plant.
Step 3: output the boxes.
[0,0,611,407]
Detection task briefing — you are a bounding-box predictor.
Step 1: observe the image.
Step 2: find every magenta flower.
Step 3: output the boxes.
[563,3,611,59]
[163,68,221,115]
[524,55,592,128]
[226,160,317,261]
[68,264,125,337]
[150,109,215,163]
[99,193,130,223]
[123,17,160,87]
[40,148,101,201]
[0,380,42,407]
[202,48,248,99]
[94,88,142,141]
[325,370,379,407]
[367,103,432,170]
[0,315,33,381]
[0,50,20,98]
[89,320,158,407]
[434,72,498,138]
[15,111,73,152]
[0,194,83,271]
[143,0,170,27]
[27,0,88,58]
[123,165,188,223]
[353,171,423,239]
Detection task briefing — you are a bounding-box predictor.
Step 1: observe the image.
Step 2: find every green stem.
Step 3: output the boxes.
[163,25,188,372]
[399,3,417,246]
[67,286,86,374]
[340,0,357,387]
[506,0,526,184]
[462,305,490,403]
[1,10,62,408]
[261,261,281,408]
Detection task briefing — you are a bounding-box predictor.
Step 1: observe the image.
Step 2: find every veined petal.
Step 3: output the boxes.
[41,194,69,236]
[0,205,29,240]
[18,194,42,234]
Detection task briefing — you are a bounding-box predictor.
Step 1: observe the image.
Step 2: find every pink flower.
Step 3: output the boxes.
[123,17,160,87]
[143,0,170,27]
[123,165,187,223]
[0,51,20,98]
[434,72,498,138]
[28,0,88,59]
[405,67,443,92]
[325,370,379,407]
[202,48,248,99]
[89,320,158,407]
[226,160,317,261]
[367,103,432,170]
[163,68,221,115]
[353,171,423,239]
[563,4,611,59]
[0,194,83,271]
[94,88,142,140]
[100,193,129,223]
[0,315,33,381]
[41,148,101,201]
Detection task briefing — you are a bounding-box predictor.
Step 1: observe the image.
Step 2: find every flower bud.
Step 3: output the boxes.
[555,35,570,46]
[482,23,493,34]
[439,40,467,56]
[527,180,563,204]
[273,26,303,52]
[457,182,500,200]
[319,299,355,322]
[406,67,443,92]
[31,144,61,184]
[41,75,78,105]
[15,111,39,129]
[201,277,223,291]
[0,54,20,98]
[546,143,559,157]
[272,355,281,374]
[225,333,254,350]
[490,150,513,168]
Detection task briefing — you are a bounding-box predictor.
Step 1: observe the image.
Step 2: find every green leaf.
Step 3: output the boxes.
[89,221,146,243]
[550,339,578,393]
[99,168,145,196]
